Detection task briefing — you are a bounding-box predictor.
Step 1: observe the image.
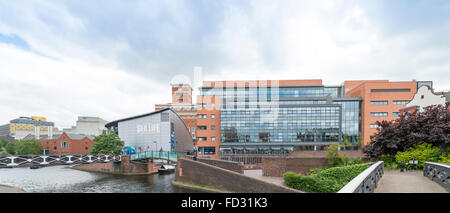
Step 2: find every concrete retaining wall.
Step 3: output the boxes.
[175,158,301,193]
[262,157,328,177]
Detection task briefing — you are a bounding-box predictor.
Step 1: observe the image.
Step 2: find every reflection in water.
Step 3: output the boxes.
[0,165,198,193]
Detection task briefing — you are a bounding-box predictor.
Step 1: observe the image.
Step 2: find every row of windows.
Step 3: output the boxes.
[197,137,216,142]
[198,147,216,155]
[200,87,341,98]
[197,125,216,130]
[370,100,409,105]
[197,114,216,119]
[370,112,400,117]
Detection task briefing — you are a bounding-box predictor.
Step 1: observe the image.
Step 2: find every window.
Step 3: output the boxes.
[211,125,216,130]
[393,100,409,105]
[186,121,190,125]
[211,114,215,119]
[197,137,207,141]
[199,147,215,155]
[85,146,88,150]
[371,112,388,117]
[211,137,216,142]
[192,121,195,124]
[392,112,400,117]
[198,114,207,119]
[61,141,68,148]
[197,126,207,130]
[371,89,411,93]
[370,124,379,129]
[371,101,388,105]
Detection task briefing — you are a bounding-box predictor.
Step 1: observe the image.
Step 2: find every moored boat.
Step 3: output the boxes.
[158,165,175,174]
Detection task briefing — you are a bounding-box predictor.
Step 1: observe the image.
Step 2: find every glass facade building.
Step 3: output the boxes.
[199,81,361,153]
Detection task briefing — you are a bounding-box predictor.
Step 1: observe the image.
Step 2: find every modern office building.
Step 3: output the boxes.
[63,116,109,136]
[105,108,195,154]
[154,79,435,159]
[195,80,362,158]
[344,80,431,146]
[0,116,59,139]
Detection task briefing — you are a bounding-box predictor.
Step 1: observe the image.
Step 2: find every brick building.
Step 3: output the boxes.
[157,79,437,159]
[37,132,95,155]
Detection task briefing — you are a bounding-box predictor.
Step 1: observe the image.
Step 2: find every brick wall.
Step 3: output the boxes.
[262,157,328,177]
[72,155,161,175]
[175,158,301,193]
[196,157,244,174]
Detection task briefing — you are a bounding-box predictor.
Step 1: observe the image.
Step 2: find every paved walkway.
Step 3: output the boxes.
[374,171,447,193]
[243,169,285,186]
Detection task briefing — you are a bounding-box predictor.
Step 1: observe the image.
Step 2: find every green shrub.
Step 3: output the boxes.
[395,143,441,169]
[381,155,398,170]
[283,163,371,193]
[305,168,324,175]
[438,153,450,164]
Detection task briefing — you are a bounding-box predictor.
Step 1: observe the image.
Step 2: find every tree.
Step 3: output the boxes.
[341,134,352,150]
[15,139,43,155]
[90,130,124,154]
[0,138,8,148]
[326,143,342,167]
[364,105,449,158]
[5,142,15,155]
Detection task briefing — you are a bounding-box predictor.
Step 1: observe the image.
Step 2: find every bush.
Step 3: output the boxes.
[439,153,450,164]
[283,163,371,193]
[340,155,363,166]
[395,143,442,169]
[381,155,398,170]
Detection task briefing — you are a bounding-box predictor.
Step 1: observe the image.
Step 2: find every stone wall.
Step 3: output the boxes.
[262,157,328,177]
[175,158,301,193]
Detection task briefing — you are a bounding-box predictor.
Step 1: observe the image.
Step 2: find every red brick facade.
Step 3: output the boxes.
[40,132,95,155]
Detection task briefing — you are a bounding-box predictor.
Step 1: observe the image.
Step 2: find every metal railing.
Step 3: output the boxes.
[338,161,384,193]
[423,162,450,192]
[130,151,183,162]
[0,154,121,168]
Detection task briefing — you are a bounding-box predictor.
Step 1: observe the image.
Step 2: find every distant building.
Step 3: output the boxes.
[105,108,195,154]
[400,85,450,113]
[36,132,95,155]
[14,129,63,140]
[63,116,108,136]
[0,116,59,140]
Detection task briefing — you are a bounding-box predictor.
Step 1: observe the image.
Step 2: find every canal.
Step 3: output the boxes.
[0,165,199,193]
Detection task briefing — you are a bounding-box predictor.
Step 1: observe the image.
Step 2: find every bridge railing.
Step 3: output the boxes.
[338,161,384,193]
[0,154,121,168]
[131,151,183,162]
[423,162,450,192]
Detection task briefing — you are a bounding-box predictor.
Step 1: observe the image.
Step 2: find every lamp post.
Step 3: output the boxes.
[153,141,157,160]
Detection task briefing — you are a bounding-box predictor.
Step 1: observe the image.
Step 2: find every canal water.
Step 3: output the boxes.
[0,165,198,193]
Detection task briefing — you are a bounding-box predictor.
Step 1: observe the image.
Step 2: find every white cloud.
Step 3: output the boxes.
[0,0,449,130]
[0,43,171,129]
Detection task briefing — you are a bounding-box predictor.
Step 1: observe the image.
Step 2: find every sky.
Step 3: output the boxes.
[0,0,449,129]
